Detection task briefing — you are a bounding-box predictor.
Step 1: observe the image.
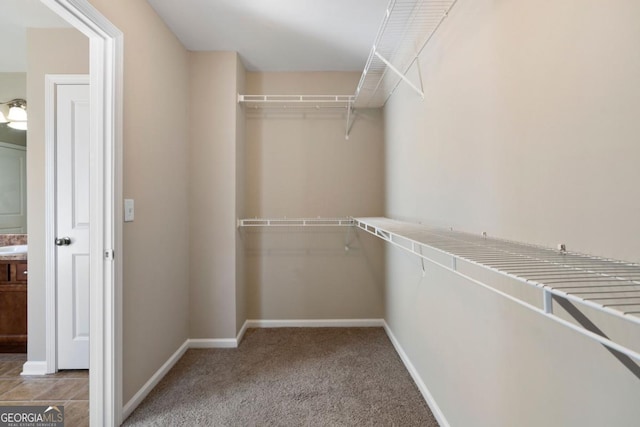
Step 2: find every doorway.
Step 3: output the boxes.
[39,0,123,425]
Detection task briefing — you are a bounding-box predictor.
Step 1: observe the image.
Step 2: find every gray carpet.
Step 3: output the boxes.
[123,328,439,426]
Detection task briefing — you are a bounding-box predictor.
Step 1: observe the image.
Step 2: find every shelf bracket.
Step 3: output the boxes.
[418,245,426,277]
[344,224,352,252]
[543,290,553,314]
[345,100,355,140]
[374,51,425,99]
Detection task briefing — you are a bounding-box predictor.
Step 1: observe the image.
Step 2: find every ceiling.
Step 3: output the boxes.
[0,0,70,72]
[0,0,391,72]
[147,0,390,72]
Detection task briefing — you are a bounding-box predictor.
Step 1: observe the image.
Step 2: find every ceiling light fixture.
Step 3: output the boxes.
[0,99,28,131]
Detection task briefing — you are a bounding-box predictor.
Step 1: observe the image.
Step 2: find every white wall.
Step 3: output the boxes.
[244,72,385,320]
[384,0,640,425]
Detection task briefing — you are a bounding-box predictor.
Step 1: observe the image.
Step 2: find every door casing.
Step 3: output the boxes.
[41,1,123,425]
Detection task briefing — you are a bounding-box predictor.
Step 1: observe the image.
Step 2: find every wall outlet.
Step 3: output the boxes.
[124,199,134,222]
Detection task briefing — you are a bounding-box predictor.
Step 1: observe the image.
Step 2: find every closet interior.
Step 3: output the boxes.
[236,0,640,363]
[192,0,640,425]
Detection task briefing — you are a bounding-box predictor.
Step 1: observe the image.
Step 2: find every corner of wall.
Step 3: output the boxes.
[235,52,248,335]
[188,51,244,340]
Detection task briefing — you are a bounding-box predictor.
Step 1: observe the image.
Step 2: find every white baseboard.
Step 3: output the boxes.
[21,361,48,376]
[190,320,251,349]
[188,338,237,348]
[245,318,385,328]
[185,319,385,352]
[122,339,189,420]
[383,321,450,427]
[236,320,249,345]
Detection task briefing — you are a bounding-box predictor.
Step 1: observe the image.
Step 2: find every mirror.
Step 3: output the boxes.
[0,74,27,234]
[0,74,27,147]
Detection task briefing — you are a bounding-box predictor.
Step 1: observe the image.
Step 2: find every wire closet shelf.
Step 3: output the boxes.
[237,95,354,111]
[353,217,640,360]
[237,95,356,139]
[354,0,458,108]
[238,218,354,227]
[238,216,640,359]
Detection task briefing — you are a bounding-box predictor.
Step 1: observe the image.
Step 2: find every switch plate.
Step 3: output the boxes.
[124,199,134,222]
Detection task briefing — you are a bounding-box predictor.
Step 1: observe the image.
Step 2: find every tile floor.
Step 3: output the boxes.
[0,354,89,426]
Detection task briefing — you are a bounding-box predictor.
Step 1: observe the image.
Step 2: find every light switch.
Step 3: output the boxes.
[124,199,134,222]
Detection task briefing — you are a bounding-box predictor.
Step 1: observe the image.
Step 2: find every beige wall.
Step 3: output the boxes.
[384,0,640,425]
[28,3,379,418]
[244,72,385,320]
[0,73,27,147]
[235,56,248,332]
[188,51,243,339]
[87,0,191,404]
[26,28,89,361]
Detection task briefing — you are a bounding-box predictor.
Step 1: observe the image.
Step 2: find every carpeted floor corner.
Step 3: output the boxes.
[123,328,439,426]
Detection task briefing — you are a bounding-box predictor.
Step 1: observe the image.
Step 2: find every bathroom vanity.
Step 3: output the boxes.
[0,257,27,353]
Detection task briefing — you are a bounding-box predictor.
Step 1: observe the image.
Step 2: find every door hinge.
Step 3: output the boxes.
[105,249,115,260]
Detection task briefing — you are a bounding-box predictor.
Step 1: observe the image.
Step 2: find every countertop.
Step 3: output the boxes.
[0,235,27,262]
[0,254,27,261]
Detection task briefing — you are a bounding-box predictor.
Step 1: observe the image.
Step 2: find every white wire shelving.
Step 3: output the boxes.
[238,94,354,110]
[237,94,356,139]
[354,0,459,108]
[238,1,460,136]
[238,216,640,359]
[237,217,354,227]
[354,217,640,361]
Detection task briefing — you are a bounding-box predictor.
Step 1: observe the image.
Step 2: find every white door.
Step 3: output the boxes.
[0,143,27,233]
[55,82,90,369]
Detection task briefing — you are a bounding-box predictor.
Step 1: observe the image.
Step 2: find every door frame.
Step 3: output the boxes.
[44,73,90,372]
[41,1,123,425]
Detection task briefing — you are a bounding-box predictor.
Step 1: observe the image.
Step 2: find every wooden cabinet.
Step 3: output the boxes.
[15,263,28,282]
[0,260,27,353]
